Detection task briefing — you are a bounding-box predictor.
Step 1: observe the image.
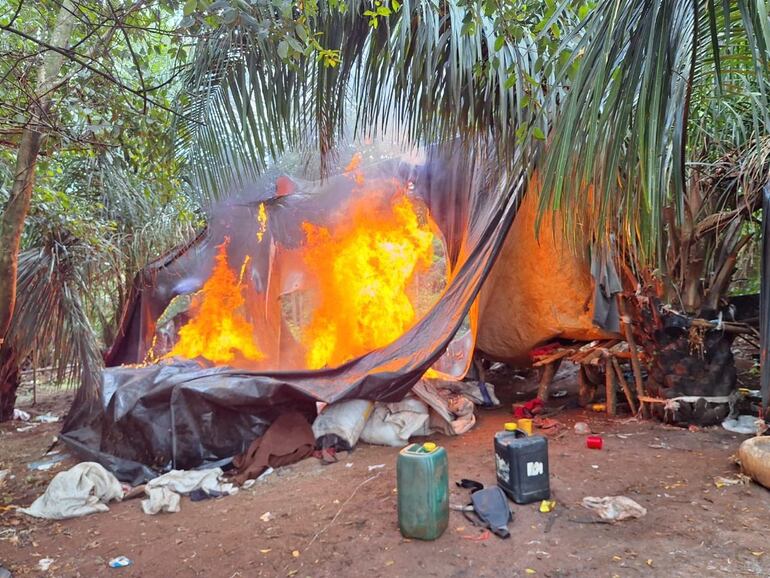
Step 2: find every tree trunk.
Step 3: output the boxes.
[0,1,77,420]
[0,346,20,421]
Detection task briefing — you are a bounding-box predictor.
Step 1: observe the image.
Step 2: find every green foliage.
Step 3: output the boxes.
[173,0,591,199]
[539,0,770,263]
[0,0,201,390]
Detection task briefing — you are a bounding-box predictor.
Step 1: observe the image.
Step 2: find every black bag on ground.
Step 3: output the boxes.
[457,480,513,539]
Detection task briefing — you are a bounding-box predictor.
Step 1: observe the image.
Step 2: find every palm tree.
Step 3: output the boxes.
[174,0,770,413]
[0,153,198,420]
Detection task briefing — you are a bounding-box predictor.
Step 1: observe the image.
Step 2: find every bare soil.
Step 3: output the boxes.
[1,374,769,578]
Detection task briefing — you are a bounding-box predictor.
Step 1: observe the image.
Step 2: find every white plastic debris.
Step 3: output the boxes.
[574,422,591,434]
[34,414,60,423]
[257,467,273,481]
[260,511,274,522]
[722,415,761,435]
[582,496,647,522]
[13,409,30,421]
[38,558,54,572]
[108,556,132,568]
[368,464,385,471]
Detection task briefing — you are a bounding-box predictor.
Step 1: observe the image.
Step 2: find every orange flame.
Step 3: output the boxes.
[256,202,267,243]
[300,189,436,369]
[165,239,265,365]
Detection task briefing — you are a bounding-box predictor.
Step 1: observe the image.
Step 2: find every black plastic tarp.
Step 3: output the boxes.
[61,145,525,483]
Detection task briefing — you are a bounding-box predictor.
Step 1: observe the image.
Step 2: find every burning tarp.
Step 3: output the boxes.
[61,147,614,482]
[62,146,519,481]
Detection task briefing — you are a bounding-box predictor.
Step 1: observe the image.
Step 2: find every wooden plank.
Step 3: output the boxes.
[604,355,617,416]
[618,295,649,418]
[612,355,637,415]
[536,358,562,401]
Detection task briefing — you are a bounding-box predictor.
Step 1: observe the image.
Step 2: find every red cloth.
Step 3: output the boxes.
[529,343,560,360]
[513,398,544,418]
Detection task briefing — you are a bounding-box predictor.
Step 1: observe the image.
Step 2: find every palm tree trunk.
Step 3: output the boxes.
[0,1,77,420]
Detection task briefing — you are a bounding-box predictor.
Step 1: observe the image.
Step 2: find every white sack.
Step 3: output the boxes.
[360,398,431,447]
[312,399,374,448]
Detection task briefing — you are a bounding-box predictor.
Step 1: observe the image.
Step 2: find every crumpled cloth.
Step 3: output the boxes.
[590,244,622,333]
[232,412,314,485]
[141,467,237,515]
[20,462,123,519]
[146,467,236,495]
[412,380,476,436]
[142,487,181,515]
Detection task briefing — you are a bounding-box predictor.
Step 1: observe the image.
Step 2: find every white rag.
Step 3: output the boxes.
[19,462,123,520]
[141,467,237,515]
[142,487,181,515]
[145,467,236,495]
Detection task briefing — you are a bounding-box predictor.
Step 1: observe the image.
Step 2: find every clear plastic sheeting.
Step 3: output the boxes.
[61,144,525,482]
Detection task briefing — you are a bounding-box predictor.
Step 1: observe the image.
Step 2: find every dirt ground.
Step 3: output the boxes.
[1,371,769,578]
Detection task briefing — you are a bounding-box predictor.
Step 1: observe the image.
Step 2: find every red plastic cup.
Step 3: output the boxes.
[586,435,603,450]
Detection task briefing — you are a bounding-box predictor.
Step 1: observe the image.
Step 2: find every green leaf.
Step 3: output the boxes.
[277,40,289,60]
[183,0,197,16]
[533,127,546,140]
[494,36,505,51]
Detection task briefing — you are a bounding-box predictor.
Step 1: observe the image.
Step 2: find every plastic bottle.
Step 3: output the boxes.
[397,442,449,540]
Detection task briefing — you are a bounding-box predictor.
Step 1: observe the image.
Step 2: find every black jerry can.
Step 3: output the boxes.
[494,429,550,504]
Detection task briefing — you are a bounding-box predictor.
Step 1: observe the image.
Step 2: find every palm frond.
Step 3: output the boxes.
[174,1,581,200]
[539,0,770,261]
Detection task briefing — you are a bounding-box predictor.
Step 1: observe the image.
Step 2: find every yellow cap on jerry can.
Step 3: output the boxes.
[422,442,437,452]
[504,422,518,431]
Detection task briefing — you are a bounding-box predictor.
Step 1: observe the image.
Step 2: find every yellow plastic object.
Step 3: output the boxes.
[592,403,606,412]
[422,442,437,452]
[504,422,518,431]
[517,418,533,435]
[539,499,556,513]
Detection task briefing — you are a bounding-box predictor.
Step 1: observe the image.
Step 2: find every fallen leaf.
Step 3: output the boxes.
[291,550,300,558]
[646,559,653,567]
[612,555,622,561]
[525,569,536,575]
[259,549,271,554]
[752,551,765,557]
[385,561,394,566]
[455,526,466,532]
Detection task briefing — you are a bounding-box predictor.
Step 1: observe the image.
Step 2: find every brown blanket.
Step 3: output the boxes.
[232,412,315,485]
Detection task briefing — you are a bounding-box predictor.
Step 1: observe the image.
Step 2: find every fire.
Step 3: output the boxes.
[256,202,267,243]
[300,189,436,369]
[165,239,265,365]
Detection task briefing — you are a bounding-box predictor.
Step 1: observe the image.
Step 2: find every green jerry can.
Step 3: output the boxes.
[397,442,449,540]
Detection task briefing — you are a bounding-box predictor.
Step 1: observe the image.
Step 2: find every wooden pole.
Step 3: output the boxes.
[604,355,616,416]
[577,365,594,407]
[618,295,648,418]
[611,356,637,415]
[536,358,561,402]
